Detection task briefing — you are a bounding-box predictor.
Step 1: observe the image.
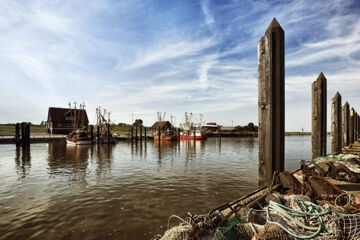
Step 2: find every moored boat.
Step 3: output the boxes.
[66,129,92,145]
[179,112,207,140]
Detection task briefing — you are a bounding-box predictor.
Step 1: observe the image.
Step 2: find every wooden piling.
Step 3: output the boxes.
[135,127,138,142]
[21,123,25,146]
[15,123,20,146]
[350,108,354,144]
[193,127,196,141]
[158,126,161,144]
[258,18,285,187]
[131,127,134,142]
[140,126,143,142]
[311,72,327,159]
[26,123,30,145]
[354,111,359,142]
[90,125,94,142]
[331,92,342,154]
[107,123,110,144]
[342,102,350,147]
[144,127,147,140]
[97,125,100,144]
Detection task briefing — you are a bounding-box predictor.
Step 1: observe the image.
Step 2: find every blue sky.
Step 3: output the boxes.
[0,0,359,130]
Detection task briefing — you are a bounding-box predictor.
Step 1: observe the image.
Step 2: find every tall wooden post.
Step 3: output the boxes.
[311,72,327,159]
[107,123,110,144]
[131,127,134,142]
[350,108,354,144]
[97,125,100,144]
[21,122,25,146]
[144,127,147,139]
[90,125,94,142]
[331,92,341,154]
[193,126,196,141]
[140,126,143,142]
[158,126,161,144]
[15,123,20,146]
[26,123,30,145]
[354,111,359,142]
[342,102,350,147]
[135,127,138,142]
[258,18,285,187]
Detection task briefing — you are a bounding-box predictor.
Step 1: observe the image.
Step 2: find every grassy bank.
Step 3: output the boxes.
[0,124,46,136]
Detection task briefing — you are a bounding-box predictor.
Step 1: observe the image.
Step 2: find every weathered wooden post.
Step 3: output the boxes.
[331,92,342,154]
[15,123,20,146]
[131,127,133,142]
[144,127,147,140]
[350,108,354,144]
[90,125,94,143]
[354,111,359,142]
[342,102,350,147]
[107,123,110,144]
[193,126,196,141]
[158,126,161,144]
[26,123,30,145]
[140,126,143,142]
[258,18,285,187]
[135,127,138,142]
[20,122,25,146]
[311,72,327,159]
[97,125,100,144]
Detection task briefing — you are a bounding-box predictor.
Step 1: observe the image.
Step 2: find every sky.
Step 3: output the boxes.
[0,0,359,131]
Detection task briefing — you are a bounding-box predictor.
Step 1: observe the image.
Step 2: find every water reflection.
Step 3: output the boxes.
[15,146,31,178]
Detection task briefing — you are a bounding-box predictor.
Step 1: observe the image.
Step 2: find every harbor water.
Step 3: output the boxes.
[0,136,330,239]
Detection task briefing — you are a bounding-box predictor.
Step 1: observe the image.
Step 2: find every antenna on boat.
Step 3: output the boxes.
[163,112,166,121]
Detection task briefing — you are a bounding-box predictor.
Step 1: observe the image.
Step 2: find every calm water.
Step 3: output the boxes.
[0,136,330,240]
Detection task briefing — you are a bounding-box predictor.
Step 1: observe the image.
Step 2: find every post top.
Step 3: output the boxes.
[317,72,327,81]
[266,18,283,32]
[344,101,349,106]
[335,91,341,97]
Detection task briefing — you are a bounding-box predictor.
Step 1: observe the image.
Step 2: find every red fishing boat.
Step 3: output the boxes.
[179,112,207,140]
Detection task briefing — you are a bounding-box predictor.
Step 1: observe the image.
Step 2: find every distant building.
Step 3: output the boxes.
[47,107,89,134]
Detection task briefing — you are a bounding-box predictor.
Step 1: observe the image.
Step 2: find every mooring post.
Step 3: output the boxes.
[26,123,30,145]
[258,18,285,187]
[193,126,196,141]
[140,126,143,142]
[20,122,25,146]
[158,126,161,144]
[15,123,20,146]
[90,125,94,143]
[107,123,110,144]
[135,127,138,142]
[130,127,133,142]
[311,72,327,159]
[331,92,342,154]
[350,108,354,144]
[354,111,359,142]
[144,127,147,140]
[97,125,100,144]
[342,102,350,147]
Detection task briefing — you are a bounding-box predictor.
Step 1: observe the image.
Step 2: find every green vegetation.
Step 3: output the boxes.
[0,124,47,136]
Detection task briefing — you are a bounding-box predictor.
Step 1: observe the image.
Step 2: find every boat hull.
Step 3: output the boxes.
[154,136,177,141]
[180,134,207,140]
[66,139,92,145]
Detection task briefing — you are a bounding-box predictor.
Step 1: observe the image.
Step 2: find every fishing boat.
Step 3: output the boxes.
[152,112,178,141]
[66,102,92,145]
[95,106,116,144]
[179,112,207,140]
[66,129,92,145]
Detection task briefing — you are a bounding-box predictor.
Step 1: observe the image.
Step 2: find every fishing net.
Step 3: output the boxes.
[321,213,360,240]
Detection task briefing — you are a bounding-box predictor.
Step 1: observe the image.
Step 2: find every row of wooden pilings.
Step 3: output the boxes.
[15,122,31,146]
[256,18,359,188]
[130,126,148,142]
